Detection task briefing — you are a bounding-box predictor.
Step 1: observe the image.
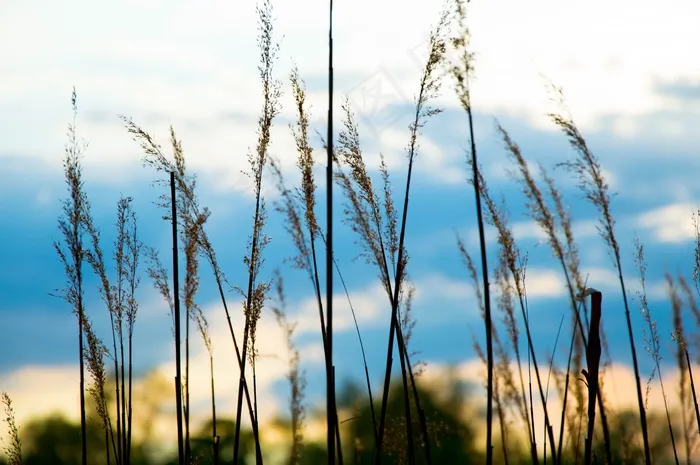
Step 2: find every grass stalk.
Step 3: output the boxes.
[635,238,678,464]
[125,202,141,463]
[370,9,449,463]
[2,392,22,465]
[472,168,539,463]
[233,3,280,462]
[686,349,700,440]
[465,51,493,465]
[53,87,88,465]
[271,272,307,465]
[83,313,118,461]
[663,272,682,465]
[448,2,494,460]
[193,297,217,465]
[326,1,336,463]
[126,117,264,461]
[673,275,693,465]
[477,131,556,464]
[328,237,378,443]
[677,276,700,440]
[183,209,207,465]
[170,171,185,465]
[550,87,651,464]
[460,245,512,464]
[582,290,602,465]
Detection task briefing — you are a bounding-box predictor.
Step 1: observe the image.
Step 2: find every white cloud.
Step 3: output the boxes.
[0,365,82,424]
[290,281,388,335]
[416,268,567,304]
[3,0,699,189]
[636,202,698,243]
[414,273,473,302]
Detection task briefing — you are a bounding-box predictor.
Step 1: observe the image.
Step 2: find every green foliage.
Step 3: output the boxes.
[340,378,484,464]
[19,414,151,465]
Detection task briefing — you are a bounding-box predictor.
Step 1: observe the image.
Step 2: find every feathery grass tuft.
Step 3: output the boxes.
[271,271,307,465]
[550,85,651,464]
[1,392,22,465]
[53,87,89,465]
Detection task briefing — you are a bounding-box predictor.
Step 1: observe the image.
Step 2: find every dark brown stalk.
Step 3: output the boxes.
[583,290,601,465]
[540,165,613,463]
[171,171,185,465]
[326,1,336,463]
[495,128,580,464]
[550,86,651,464]
[542,166,612,464]
[495,123,616,463]
[542,161,613,465]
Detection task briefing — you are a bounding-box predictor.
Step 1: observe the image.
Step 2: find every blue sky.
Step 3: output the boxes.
[2,0,700,451]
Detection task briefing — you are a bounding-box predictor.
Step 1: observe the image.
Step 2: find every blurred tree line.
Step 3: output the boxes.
[1,374,680,464]
[0,375,488,464]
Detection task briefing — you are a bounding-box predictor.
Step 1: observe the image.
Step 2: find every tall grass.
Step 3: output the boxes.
[449,1,494,460]
[270,271,307,465]
[53,87,89,465]
[21,1,700,464]
[325,1,337,462]
[54,88,147,465]
[550,86,651,463]
[330,6,452,463]
[84,194,143,465]
[635,240,679,464]
[1,393,22,465]
[228,3,281,463]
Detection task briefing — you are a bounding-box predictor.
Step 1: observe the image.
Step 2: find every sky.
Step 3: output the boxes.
[2,0,700,456]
